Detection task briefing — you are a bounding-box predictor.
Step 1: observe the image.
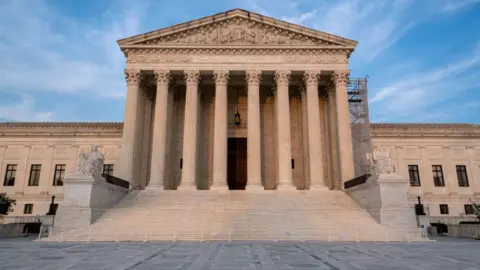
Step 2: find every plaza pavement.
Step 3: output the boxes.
[0,236,479,270]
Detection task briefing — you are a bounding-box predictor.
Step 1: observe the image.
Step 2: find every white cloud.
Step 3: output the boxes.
[0,0,146,99]
[0,95,53,122]
[442,0,480,12]
[369,41,480,121]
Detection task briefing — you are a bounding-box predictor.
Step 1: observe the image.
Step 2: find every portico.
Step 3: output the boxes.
[115,9,357,191]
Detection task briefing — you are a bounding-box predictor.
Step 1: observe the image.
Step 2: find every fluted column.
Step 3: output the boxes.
[327,86,340,189]
[211,70,229,189]
[303,71,325,189]
[179,70,200,190]
[332,70,355,185]
[148,70,171,189]
[246,70,263,189]
[118,69,144,184]
[274,70,295,190]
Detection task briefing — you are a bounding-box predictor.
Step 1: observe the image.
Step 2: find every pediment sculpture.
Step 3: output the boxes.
[137,17,337,46]
[366,150,394,175]
[75,145,105,178]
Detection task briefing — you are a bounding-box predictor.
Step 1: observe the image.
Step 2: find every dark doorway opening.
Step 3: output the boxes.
[227,138,247,190]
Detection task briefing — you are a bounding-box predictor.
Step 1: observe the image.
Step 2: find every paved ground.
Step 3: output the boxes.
[0,236,479,270]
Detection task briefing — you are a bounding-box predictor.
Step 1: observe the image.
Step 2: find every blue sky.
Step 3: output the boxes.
[0,0,479,123]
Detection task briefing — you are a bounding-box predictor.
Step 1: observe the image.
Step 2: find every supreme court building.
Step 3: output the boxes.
[1,9,480,241]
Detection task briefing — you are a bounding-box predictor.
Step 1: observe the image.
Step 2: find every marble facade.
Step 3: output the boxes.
[0,9,479,228]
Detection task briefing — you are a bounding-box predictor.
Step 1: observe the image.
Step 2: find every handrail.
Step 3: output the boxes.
[102,174,130,189]
[344,174,371,189]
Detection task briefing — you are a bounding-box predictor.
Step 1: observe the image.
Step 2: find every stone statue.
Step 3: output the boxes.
[366,150,394,175]
[75,145,104,178]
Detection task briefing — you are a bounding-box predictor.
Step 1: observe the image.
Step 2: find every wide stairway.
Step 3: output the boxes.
[41,189,426,242]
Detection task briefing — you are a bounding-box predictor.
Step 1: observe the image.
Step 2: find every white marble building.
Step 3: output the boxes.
[1,9,479,230]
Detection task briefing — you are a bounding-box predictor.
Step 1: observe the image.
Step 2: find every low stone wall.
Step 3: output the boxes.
[448,224,480,239]
[0,223,24,237]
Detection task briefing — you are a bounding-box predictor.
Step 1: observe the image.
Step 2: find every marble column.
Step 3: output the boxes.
[246,70,263,189]
[332,70,355,185]
[211,70,229,189]
[274,70,295,190]
[119,69,144,185]
[148,70,171,189]
[303,71,325,189]
[327,86,340,189]
[179,70,200,190]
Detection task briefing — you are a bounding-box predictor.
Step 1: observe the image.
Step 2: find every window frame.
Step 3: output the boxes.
[23,204,33,214]
[103,164,114,176]
[52,164,66,186]
[439,204,449,215]
[456,165,469,187]
[3,164,17,186]
[464,204,474,215]
[432,165,445,187]
[28,164,42,186]
[408,165,421,186]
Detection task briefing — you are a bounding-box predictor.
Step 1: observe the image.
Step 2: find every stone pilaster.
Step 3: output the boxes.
[148,70,171,189]
[117,69,144,185]
[332,70,355,186]
[179,70,200,190]
[327,86,340,189]
[274,70,295,190]
[211,70,229,189]
[303,71,325,189]
[246,70,263,190]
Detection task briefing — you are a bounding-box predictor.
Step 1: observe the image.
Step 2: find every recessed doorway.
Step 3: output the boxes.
[227,138,247,190]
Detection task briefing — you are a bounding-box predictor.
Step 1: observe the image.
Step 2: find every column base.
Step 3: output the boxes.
[309,185,329,191]
[177,185,198,191]
[276,185,298,191]
[209,185,229,191]
[145,185,165,191]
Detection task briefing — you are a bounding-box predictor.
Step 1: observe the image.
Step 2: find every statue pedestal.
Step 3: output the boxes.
[346,173,416,229]
[54,174,129,233]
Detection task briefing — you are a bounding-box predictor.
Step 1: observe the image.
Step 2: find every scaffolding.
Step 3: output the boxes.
[348,77,374,178]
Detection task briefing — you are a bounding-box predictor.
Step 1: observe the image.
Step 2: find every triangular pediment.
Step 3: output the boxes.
[118,9,357,48]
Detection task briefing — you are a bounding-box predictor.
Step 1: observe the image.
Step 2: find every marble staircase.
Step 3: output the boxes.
[41,189,427,242]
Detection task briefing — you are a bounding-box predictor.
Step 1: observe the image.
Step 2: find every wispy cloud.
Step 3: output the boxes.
[0,0,146,99]
[0,95,53,122]
[442,0,480,12]
[369,41,480,122]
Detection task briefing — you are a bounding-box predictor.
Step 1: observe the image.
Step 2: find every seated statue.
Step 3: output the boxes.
[75,145,105,178]
[366,149,394,175]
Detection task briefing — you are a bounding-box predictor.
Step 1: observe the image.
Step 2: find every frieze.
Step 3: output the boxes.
[126,52,348,64]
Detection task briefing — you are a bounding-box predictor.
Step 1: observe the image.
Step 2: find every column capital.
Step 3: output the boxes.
[332,70,350,86]
[184,70,201,85]
[213,70,230,86]
[274,70,291,86]
[124,69,143,85]
[246,70,262,86]
[303,70,320,86]
[154,70,171,85]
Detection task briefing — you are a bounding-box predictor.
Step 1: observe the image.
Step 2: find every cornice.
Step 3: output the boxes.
[1,122,479,138]
[371,123,480,138]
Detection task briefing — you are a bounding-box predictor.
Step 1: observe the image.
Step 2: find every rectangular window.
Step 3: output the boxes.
[53,164,66,186]
[456,165,469,187]
[432,165,445,187]
[28,164,42,186]
[465,204,474,215]
[3,164,17,186]
[24,204,33,214]
[439,204,449,215]
[103,164,114,176]
[408,165,421,186]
